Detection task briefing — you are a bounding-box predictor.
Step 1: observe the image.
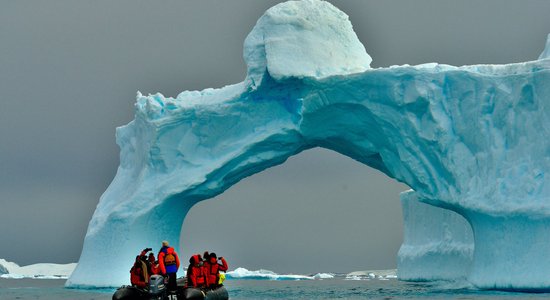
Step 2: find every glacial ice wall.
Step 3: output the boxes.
[68,0,550,290]
[397,190,473,281]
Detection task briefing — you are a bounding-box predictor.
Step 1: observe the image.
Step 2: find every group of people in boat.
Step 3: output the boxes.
[130,240,228,292]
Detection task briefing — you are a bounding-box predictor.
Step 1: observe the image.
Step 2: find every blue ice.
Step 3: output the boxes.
[67,0,550,291]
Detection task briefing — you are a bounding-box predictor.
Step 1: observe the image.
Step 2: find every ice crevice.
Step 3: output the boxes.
[67,0,550,291]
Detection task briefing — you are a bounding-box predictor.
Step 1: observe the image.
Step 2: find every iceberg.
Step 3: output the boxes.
[0,258,76,279]
[397,190,473,281]
[312,273,335,280]
[68,0,550,291]
[0,262,8,275]
[226,267,315,280]
[346,269,397,280]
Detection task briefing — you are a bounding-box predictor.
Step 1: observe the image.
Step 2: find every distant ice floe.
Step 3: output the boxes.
[0,258,76,279]
[0,258,391,283]
[225,268,397,281]
[345,269,398,281]
[226,267,335,280]
[312,273,336,280]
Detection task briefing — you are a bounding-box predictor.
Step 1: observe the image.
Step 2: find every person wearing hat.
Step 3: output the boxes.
[148,252,160,275]
[158,240,180,291]
[186,254,209,288]
[204,252,228,289]
[130,255,148,289]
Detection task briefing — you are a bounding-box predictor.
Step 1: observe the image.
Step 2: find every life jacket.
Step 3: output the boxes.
[165,253,176,267]
[206,258,220,286]
[205,256,228,287]
[159,247,179,274]
[187,255,208,288]
[130,264,147,289]
[149,262,160,275]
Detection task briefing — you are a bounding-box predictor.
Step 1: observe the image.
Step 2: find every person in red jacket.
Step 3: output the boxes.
[204,253,228,288]
[139,248,152,261]
[138,247,154,281]
[186,254,209,288]
[148,252,160,275]
[158,241,180,291]
[130,256,148,289]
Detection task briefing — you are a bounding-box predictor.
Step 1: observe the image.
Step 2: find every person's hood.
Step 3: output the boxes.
[191,254,200,265]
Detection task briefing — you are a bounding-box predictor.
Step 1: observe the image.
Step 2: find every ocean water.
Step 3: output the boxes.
[2,277,550,300]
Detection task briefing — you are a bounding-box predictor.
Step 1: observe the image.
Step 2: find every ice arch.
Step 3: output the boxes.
[68,0,550,290]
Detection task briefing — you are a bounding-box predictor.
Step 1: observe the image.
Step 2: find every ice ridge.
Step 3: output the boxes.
[67,0,550,291]
[540,34,550,60]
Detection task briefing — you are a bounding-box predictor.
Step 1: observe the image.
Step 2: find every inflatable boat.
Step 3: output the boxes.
[112,275,228,300]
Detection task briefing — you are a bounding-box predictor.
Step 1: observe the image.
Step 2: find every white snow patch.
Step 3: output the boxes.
[244,0,372,87]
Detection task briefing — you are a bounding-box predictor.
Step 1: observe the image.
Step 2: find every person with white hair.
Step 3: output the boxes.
[157,240,180,292]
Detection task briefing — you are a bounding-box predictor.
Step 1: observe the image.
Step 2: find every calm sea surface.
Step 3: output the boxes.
[1,278,550,299]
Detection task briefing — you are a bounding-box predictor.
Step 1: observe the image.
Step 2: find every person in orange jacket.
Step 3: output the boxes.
[186,254,209,288]
[158,241,180,291]
[204,253,228,288]
[130,256,148,289]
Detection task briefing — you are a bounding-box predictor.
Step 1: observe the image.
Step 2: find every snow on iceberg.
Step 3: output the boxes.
[397,190,473,281]
[244,0,371,88]
[0,258,76,279]
[68,0,550,291]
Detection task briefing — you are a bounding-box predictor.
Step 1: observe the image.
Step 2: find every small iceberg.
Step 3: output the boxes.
[312,273,335,280]
[345,269,397,280]
[0,258,76,279]
[226,267,333,280]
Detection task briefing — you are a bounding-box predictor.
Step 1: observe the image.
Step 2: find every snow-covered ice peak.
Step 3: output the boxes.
[539,33,550,60]
[244,0,372,88]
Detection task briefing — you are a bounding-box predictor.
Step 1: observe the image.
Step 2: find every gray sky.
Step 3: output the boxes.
[1,0,549,274]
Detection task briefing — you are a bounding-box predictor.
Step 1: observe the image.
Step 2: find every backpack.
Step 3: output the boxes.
[164,252,176,266]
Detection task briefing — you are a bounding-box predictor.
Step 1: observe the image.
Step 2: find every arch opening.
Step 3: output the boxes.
[180,148,410,275]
